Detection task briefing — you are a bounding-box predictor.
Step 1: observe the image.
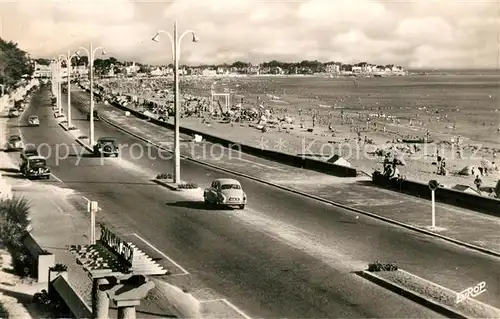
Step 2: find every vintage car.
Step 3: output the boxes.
[8,108,20,118]
[21,156,50,179]
[93,137,119,157]
[204,178,247,209]
[28,115,40,126]
[19,147,39,171]
[7,135,24,151]
[86,110,100,121]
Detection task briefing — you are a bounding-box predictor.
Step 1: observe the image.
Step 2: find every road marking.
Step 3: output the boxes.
[50,173,64,183]
[200,298,252,319]
[81,196,103,211]
[132,233,190,275]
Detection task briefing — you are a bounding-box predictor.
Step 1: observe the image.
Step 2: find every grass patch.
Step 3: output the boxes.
[0,196,34,277]
[178,182,198,189]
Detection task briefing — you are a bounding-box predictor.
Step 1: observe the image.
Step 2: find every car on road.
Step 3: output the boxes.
[87,110,100,121]
[21,156,50,179]
[7,135,24,151]
[93,137,119,157]
[204,178,247,209]
[20,147,39,171]
[28,115,40,126]
[8,108,20,118]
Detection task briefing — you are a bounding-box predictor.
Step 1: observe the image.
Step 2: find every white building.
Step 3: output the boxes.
[326,64,340,73]
[352,66,362,73]
[33,63,51,78]
[150,67,163,76]
[202,69,217,77]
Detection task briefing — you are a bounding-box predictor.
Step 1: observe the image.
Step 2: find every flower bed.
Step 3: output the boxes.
[178,182,199,189]
[376,270,500,318]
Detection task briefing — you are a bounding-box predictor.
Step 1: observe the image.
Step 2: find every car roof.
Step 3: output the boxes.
[9,135,21,139]
[29,115,38,118]
[98,137,116,141]
[214,178,240,185]
[28,156,46,160]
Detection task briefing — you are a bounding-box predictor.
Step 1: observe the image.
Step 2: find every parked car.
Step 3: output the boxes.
[8,108,20,118]
[87,110,99,121]
[21,156,50,179]
[7,135,24,151]
[93,137,119,157]
[203,178,247,209]
[28,115,40,126]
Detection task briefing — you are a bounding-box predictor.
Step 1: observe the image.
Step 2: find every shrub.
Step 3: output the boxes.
[156,173,172,180]
[50,263,67,272]
[33,289,71,318]
[368,261,398,272]
[0,197,34,277]
[178,182,198,189]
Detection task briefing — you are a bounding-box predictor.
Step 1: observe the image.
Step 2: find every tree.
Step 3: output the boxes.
[231,61,251,68]
[0,38,34,90]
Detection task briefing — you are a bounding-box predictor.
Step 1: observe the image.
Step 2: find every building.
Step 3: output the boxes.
[122,62,140,76]
[150,67,163,76]
[352,66,362,74]
[33,63,51,78]
[202,69,217,77]
[326,64,340,74]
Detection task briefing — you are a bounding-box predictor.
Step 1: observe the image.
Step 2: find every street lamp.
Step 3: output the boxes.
[75,43,106,145]
[50,59,62,112]
[0,84,4,96]
[152,21,199,185]
[58,51,79,128]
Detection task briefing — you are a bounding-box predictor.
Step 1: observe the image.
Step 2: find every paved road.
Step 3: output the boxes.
[15,86,489,317]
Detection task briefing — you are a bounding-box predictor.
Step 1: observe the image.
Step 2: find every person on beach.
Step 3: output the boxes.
[474,175,483,193]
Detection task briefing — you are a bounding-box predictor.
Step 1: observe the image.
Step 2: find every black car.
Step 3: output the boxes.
[93,137,119,157]
[87,110,100,121]
[21,156,50,179]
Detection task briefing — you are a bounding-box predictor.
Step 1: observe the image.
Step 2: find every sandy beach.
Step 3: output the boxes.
[95,73,500,193]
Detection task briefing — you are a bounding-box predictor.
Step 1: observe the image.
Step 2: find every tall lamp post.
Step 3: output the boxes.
[152,21,199,185]
[57,58,63,113]
[51,60,62,112]
[76,43,106,145]
[59,51,79,128]
[0,84,4,96]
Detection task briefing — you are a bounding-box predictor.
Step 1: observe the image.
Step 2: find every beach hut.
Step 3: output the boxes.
[327,155,351,167]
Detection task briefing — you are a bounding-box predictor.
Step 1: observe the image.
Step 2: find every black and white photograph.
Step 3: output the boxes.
[0,0,499,318]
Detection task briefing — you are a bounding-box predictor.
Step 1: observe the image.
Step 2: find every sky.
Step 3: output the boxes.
[0,0,498,69]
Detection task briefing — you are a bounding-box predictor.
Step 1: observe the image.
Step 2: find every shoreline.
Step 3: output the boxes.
[93,76,500,193]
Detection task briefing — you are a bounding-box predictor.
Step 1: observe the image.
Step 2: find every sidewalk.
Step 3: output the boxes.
[0,109,94,311]
[87,100,500,255]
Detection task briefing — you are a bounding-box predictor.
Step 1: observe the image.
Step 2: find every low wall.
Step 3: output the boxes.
[104,97,357,178]
[372,174,500,216]
[49,272,92,319]
[23,233,55,283]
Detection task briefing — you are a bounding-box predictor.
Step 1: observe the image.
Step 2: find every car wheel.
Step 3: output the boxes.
[239,205,245,209]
